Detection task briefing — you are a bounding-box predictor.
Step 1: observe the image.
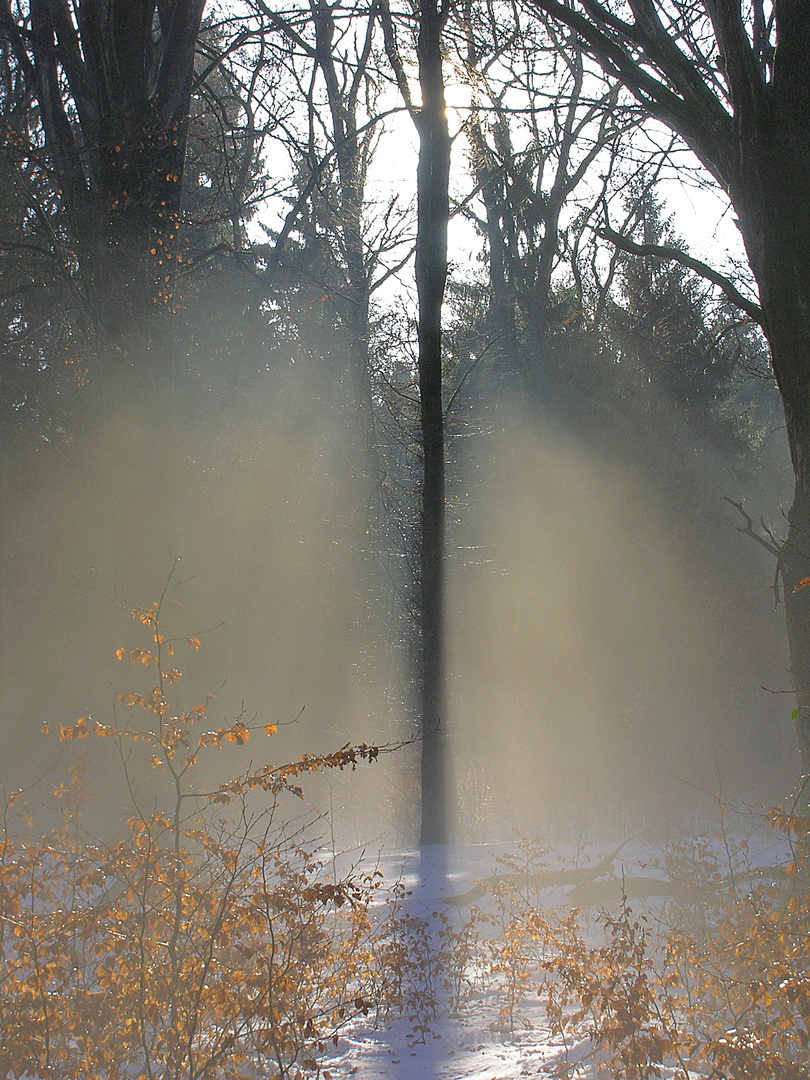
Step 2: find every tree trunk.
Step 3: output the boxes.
[730,112,810,788]
[466,113,521,376]
[28,0,205,343]
[310,0,382,530]
[747,228,810,783]
[415,0,452,846]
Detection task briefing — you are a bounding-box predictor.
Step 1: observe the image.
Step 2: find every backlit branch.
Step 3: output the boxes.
[599,223,764,325]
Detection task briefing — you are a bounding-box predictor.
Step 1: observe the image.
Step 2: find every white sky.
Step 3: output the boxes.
[251,15,758,318]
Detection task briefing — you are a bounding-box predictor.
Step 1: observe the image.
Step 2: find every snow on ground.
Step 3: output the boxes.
[329,1011,572,1080]
[326,843,573,1079]
[321,826,790,1080]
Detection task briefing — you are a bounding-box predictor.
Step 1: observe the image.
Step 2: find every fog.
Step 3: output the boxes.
[0,346,796,842]
[447,412,792,833]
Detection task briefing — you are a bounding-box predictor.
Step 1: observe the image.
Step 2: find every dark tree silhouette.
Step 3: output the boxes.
[2,0,205,337]
[381,0,452,843]
[414,0,452,846]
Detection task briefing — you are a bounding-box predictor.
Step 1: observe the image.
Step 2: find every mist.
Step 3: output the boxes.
[0,330,795,843]
[446,405,793,834]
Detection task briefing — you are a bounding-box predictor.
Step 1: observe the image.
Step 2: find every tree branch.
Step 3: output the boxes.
[529,0,736,186]
[724,496,782,607]
[598,223,764,325]
[723,496,780,557]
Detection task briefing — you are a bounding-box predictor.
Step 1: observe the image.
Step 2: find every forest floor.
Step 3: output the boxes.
[329,842,573,1080]
[322,824,789,1080]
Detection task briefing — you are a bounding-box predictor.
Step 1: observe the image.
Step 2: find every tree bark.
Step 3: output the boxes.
[25,0,205,339]
[741,182,810,777]
[415,0,452,845]
[697,12,810,785]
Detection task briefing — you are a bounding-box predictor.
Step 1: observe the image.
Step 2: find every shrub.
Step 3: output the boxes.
[0,568,389,1080]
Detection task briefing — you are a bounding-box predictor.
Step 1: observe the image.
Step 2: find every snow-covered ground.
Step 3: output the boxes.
[326,843,581,1079]
[330,1007,571,1079]
[322,826,790,1079]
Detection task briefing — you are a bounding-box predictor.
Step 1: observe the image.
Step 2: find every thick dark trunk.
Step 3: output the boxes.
[783,501,810,783]
[731,131,810,787]
[415,0,451,846]
[753,252,810,784]
[30,0,204,343]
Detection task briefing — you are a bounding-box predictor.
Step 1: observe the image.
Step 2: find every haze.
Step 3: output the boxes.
[0,339,794,840]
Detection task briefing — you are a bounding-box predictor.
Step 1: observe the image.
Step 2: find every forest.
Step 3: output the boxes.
[1,0,810,1077]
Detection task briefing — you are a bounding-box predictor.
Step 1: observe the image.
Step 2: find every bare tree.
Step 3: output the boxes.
[0,0,206,333]
[381,0,452,844]
[456,0,630,374]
